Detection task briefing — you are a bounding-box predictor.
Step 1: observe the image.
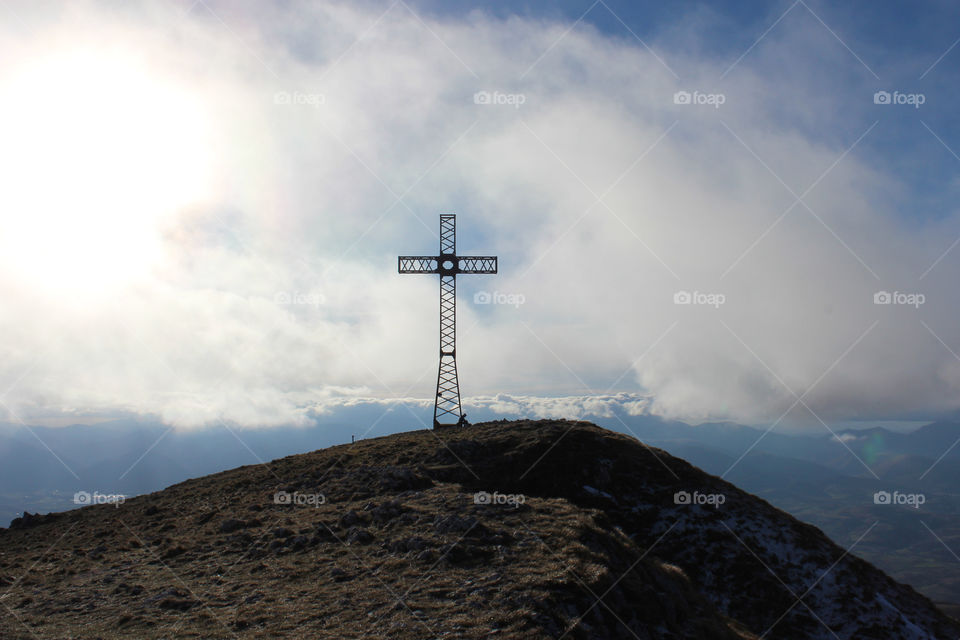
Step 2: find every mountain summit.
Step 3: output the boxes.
[1,420,956,639]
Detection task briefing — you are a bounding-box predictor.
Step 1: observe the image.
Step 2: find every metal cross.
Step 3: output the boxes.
[399,214,497,428]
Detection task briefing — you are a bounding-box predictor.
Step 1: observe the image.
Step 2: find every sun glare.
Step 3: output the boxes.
[0,50,213,298]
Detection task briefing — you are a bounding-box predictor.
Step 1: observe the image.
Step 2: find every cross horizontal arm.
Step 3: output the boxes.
[399,256,439,273]
[399,256,497,274]
[457,257,498,274]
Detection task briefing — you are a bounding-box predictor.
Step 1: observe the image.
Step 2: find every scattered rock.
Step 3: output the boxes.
[338,510,365,528]
[433,514,478,535]
[290,535,310,550]
[194,510,217,526]
[158,596,198,611]
[441,542,493,565]
[227,532,253,547]
[9,512,58,530]
[220,518,245,533]
[162,545,186,559]
[346,526,374,545]
[386,536,429,553]
[371,500,403,525]
[113,583,145,596]
[379,467,433,492]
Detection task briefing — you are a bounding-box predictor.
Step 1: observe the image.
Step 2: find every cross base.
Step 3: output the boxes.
[434,415,470,429]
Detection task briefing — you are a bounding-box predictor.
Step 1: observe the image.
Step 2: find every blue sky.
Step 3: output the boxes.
[406,0,960,221]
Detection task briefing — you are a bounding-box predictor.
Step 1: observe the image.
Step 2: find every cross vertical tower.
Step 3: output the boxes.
[399,214,497,428]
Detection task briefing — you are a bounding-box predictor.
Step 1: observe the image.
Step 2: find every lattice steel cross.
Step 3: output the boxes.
[399,214,497,428]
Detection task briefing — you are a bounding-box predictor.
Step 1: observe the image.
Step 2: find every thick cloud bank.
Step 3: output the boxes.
[0,1,957,428]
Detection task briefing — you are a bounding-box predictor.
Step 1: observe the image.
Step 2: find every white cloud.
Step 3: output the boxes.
[467,393,652,420]
[304,392,650,423]
[0,1,957,429]
[832,433,862,444]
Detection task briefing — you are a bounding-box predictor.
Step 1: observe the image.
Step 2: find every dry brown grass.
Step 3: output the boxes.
[0,420,745,639]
